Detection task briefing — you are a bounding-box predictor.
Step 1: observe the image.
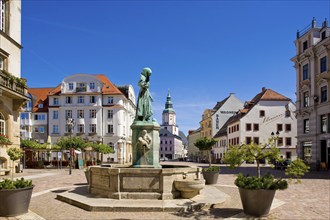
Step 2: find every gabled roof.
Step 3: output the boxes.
[212,96,230,112]
[227,88,291,125]
[28,88,53,112]
[178,131,187,145]
[214,118,231,138]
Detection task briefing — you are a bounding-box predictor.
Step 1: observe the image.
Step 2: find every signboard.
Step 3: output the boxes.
[58,152,62,159]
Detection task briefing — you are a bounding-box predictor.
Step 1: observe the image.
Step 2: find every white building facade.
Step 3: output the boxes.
[48,74,136,164]
[227,88,298,160]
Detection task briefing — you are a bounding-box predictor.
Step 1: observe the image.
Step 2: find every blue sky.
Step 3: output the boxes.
[22,0,329,135]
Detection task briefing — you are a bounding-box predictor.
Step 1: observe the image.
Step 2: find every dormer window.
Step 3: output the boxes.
[68,83,74,91]
[38,104,43,108]
[90,82,95,90]
[303,41,308,51]
[76,83,86,92]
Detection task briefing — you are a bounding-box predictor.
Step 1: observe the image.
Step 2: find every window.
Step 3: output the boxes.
[277,124,283,132]
[0,0,6,32]
[68,83,74,90]
[53,111,58,119]
[39,127,45,133]
[107,110,113,119]
[320,86,327,103]
[303,91,309,107]
[246,123,252,131]
[253,124,259,131]
[90,82,95,90]
[53,125,59,134]
[78,96,84,104]
[0,112,5,135]
[65,110,72,119]
[0,56,3,70]
[321,114,328,133]
[89,109,96,118]
[34,114,45,120]
[285,124,291,132]
[90,96,96,104]
[303,41,308,51]
[108,96,114,104]
[321,31,326,40]
[302,64,309,80]
[76,83,86,92]
[66,96,72,104]
[53,98,59,105]
[253,137,259,145]
[285,137,292,146]
[320,56,327,73]
[89,124,96,133]
[77,110,84,118]
[34,127,39,132]
[277,137,283,146]
[77,124,84,133]
[38,104,43,108]
[107,124,113,133]
[246,137,252,144]
[304,119,310,133]
[259,110,265,117]
[20,113,29,120]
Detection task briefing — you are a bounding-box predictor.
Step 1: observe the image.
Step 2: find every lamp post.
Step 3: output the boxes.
[66,118,75,175]
[271,131,280,148]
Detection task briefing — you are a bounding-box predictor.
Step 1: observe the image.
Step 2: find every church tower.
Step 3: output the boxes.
[161,91,179,135]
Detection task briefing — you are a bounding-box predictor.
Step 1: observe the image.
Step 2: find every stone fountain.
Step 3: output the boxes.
[88,67,204,200]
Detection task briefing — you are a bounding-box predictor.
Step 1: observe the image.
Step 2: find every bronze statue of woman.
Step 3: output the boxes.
[136,67,153,121]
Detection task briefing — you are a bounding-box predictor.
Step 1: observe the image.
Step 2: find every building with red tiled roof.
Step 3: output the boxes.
[21,73,136,164]
[226,87,297,160]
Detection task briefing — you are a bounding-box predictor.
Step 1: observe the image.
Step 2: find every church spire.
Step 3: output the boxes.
[164,90,175,113]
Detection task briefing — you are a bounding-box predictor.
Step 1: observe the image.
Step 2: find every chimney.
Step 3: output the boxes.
[262,87,266,92]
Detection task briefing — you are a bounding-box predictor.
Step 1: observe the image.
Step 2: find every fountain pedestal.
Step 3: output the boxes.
[131,120,161,168]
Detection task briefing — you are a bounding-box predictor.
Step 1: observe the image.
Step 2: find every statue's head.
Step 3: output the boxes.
[141,67,152,77]
[141,130,147,135]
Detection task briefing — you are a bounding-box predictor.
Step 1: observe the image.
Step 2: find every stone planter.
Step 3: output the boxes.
[0,186,34,217]
[202,170,219,185]
[84,170,90,184]
[174,179,205,199]
[238,187,276,217]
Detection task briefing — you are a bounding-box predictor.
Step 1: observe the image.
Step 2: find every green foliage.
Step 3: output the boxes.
[0,178,32,190]
[21,139,42,149]
[87,142,115,154]
[57,136,86,150]
[285,158,310,183]
[194,137,217,151]
[203,166,220,172]
[0,134,12,145]
[194,137,217,167]
[235,173,288,190]
[6,147,23,161]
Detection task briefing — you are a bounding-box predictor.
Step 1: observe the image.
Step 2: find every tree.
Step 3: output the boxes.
[7,147,23,180]
[88,142,115,163]
[56,136,86,150]
[194,137,217,168]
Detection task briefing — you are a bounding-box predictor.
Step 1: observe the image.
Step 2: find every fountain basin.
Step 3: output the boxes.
[174,179,205,199]
[89,165,202,200]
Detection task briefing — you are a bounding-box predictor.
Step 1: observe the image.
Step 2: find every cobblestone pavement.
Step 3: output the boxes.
[0,162,329,220]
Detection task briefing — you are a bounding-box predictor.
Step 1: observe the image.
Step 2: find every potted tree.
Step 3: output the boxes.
[224,137,309,217]
[194,137,220,184]
[0,147,34,217]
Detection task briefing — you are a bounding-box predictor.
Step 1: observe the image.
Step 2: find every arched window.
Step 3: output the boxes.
[0,112,5,135]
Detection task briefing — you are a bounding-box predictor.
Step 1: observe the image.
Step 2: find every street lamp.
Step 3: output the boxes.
[66,118,75,175]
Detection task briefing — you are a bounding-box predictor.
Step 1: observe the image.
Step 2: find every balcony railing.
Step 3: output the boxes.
[0,70,28,97]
